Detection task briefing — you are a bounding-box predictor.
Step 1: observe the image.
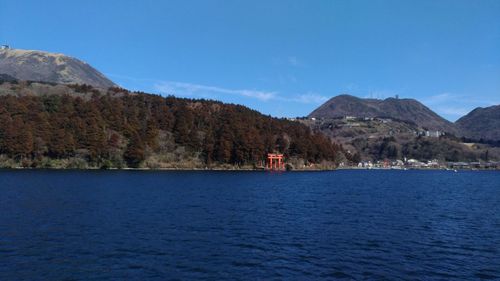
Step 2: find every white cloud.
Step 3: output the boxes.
[288,92,329,104]
[112,73,330,107]
[433,106,471,117]
[424,93,464,105]
[423,92,500,121]
[154,81,277,101]
[154,80,332,106]
[423,92,500,107]
[288,56,300,67]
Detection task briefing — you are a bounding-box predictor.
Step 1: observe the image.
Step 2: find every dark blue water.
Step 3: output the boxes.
[0,170,499,280]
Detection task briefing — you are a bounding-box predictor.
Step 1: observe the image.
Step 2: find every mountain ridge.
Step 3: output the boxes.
[456,105,500,141]
[0,80,342,169]
[0,48,116,88]
[308,94,458,134]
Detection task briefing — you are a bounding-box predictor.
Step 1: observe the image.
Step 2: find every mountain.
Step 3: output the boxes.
[0,81,342,169]
[304,94,500,162]
[456,105,500,141]
[309,94,457,133]
[0,48,116,88]
[0,73,17,82]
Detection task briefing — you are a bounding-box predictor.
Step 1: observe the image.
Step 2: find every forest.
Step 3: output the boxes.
[0,83,343,169]
[349,135,499,163]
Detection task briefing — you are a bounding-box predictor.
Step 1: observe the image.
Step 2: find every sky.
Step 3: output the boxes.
[1,0,499,121]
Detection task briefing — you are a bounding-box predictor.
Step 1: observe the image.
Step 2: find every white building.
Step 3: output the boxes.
[425,131,442,138]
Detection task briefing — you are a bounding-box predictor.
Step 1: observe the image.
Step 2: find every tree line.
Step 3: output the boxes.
[0,86,342,168]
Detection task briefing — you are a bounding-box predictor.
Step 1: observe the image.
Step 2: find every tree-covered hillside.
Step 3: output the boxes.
[0,83,342,169]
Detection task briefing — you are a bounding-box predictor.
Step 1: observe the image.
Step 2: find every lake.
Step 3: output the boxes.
[0,170,499,280]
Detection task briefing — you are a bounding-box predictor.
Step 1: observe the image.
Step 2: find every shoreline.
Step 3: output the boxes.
[0,166,498,172]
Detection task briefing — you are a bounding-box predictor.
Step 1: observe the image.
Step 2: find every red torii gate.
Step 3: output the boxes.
[267,153,285,170]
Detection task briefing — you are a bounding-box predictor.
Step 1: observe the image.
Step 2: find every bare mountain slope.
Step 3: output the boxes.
[0,48,116,88]
[309,94,457,133]
[456,105,500,141]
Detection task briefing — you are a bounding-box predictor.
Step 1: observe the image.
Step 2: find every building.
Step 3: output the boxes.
[406,159,426,168]
[488,162,500,169]
[392,159,404,167]
[427,159,440,168]
[0,45,10,50]
[416,130,444,138]
[448,162,470,169]
[425,130,442,138]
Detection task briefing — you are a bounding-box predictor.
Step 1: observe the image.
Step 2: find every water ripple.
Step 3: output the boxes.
[0,170,499,280]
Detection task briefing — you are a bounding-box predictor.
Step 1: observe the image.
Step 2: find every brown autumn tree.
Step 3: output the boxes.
[0,86,344,167]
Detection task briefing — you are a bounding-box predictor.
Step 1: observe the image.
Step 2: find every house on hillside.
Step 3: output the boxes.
[416,130,444,138]
[1,45,10,50]
[425,130,443,138]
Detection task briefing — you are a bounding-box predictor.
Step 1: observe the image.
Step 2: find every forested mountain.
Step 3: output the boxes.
[0,48,116,88]
[302,116,500,163]
[456,105,500,141]
[309,94,457,133]
[2,45,496,168]
[0,80,342,169]
[305,95,500,162]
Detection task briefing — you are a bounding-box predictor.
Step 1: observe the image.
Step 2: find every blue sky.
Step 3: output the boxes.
[1,0,499,121]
